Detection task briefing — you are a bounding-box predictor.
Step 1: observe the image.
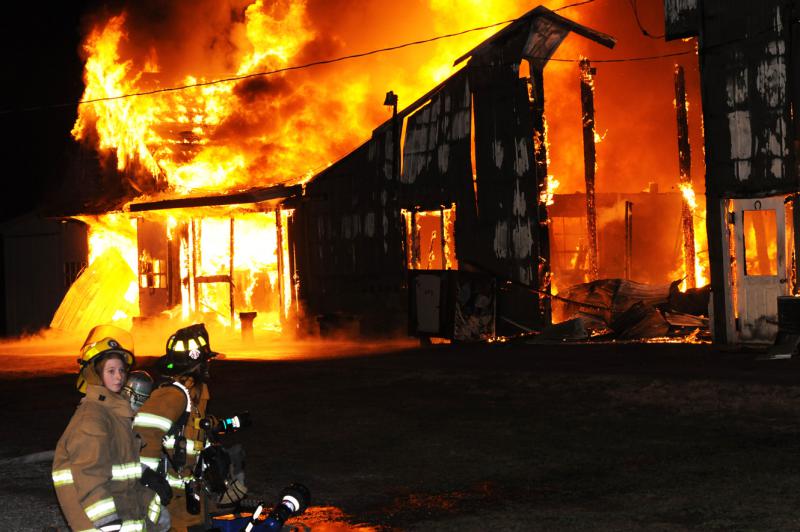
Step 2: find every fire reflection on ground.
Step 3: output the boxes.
[0,329,416,377]
[214,506,381,532]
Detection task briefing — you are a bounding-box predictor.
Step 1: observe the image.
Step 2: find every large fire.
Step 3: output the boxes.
[62,0,707,338]
[678,181,710,289]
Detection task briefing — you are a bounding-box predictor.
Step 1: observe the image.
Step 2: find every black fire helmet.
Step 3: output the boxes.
[157,323,217,378]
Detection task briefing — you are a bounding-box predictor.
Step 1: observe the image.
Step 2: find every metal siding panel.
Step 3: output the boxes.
[664,0,700,40]
[470,65,543,328]
[298,138,405,322]
[400,69,472,208]
[701,0,797,197]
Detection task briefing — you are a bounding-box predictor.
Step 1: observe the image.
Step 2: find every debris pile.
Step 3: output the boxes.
[534,279,710,343]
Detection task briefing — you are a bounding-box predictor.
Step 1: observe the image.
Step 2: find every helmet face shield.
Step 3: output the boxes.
[121,370,154,411]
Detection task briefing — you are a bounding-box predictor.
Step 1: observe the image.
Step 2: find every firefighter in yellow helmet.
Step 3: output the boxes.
[133,323,218,532]
[52,324,168,531]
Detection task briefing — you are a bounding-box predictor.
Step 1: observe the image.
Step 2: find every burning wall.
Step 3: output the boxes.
[665,0,796,344]
[70,0,702,199]
[56,0,705,337]
[548,190,707,289]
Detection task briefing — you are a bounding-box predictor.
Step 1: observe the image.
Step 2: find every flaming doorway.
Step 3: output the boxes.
[723,196,793,343]
[402,205,458,271]
[136,206,296,333]
[52,187,301,339]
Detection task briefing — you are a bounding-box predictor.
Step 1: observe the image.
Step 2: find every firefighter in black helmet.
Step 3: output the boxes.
[122,370,154,412]
[133,324,218,532]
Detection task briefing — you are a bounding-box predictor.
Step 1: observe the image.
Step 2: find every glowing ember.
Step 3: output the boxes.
[593,130,607,144]
[678,182,697,211]
[541,175,560,206]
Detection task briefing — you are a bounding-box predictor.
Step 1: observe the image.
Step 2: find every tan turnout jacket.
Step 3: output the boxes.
[133,380,210,530]
[52,384,161,531]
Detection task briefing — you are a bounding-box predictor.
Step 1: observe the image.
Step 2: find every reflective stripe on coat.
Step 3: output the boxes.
[53,384,160,531]
[133,381,210,529]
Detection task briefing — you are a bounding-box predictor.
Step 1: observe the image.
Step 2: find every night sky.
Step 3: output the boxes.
[0,2,102,221]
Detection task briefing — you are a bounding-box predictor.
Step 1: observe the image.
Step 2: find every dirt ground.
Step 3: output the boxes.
[3,340,800,531]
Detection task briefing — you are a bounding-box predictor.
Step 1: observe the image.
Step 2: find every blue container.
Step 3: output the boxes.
[211,513,264,532]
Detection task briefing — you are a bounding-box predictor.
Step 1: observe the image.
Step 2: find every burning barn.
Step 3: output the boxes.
[27,4,629,343]
[10,1,776,346]
[290,7,615,338]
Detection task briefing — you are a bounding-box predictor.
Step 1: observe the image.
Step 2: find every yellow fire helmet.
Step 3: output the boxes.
[76,324,135,394]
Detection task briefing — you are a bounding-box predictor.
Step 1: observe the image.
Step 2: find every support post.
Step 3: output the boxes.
[276,208,285,323]
[579,58,599,281]
[286,211,299,316]
[191,219,199,312]
[675,64,696,288]
[625,201,633,280]
[410,210,419,269]
[529,66,551,323]
[440,207,446,269]
[229,218,235,323]
[707,195,730,343]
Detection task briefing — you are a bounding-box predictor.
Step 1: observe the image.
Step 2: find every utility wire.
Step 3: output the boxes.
[548,50,692,62]
[627,0,665,39]
[4,1,593,114]
[0,0,697,116]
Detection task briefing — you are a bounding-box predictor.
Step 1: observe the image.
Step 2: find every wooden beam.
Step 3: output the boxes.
[675,64,696,288]
[580,58,599,281]
[128,185,302,212]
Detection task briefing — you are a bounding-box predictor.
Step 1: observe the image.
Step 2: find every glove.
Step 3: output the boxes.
[140,466,173,506]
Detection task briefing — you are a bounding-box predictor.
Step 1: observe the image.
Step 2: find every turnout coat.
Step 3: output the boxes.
[133,379,210,531]
[52,383,161,531]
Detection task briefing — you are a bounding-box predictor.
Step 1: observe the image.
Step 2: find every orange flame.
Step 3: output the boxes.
[541,175,560,206]
[66,0,707,336]
[678,182,697,211]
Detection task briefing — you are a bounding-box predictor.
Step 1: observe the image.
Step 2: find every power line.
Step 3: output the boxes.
[549,50,692,63]
[628,0,665,39]
[8,15,524,115]
[552,0,597,11]
[0,0,697,116]
[61,17,526,107]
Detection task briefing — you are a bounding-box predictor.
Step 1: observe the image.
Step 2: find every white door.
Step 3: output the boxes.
[732,196,788,342]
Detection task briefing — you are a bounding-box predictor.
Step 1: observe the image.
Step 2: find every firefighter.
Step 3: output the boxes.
[122,369,155,412]
[52,325,166,532]
[133,323,217,532]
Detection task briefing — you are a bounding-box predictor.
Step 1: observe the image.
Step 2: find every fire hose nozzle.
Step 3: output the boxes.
[198,411,252,435]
